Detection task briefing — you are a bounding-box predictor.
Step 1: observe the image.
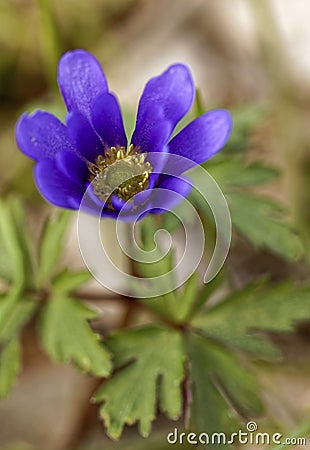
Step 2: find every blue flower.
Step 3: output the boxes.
[16,50,232,219]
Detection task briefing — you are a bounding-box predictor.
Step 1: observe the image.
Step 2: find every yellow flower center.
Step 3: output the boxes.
[88,144,152,207]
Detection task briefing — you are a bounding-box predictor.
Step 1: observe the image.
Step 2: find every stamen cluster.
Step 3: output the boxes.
[88,144,152,206]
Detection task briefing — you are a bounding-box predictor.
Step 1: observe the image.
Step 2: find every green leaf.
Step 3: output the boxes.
[223,104,265,155]
[0,293,36,344]
[140,274,202,324]
[52,269,92,294]
[37,211,72,284]
[206,158,279,189]
[0,338,21,398]
[141,273,223,323]
[95,326,185,439]
[140,295,176,321]
[0,291,36,397]
[187,333,263,449]
[192,281,310,357]
[0,198,34,288]
[186,271,225,320]
[227,192,302,261]
[40,294,111,376]
[0,216,14,283]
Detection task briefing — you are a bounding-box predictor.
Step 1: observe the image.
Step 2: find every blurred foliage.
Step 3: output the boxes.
[0,198,35,289]
[0,337,20,398]
[228,191,301,261]
[0,0,138,102]
[192,104,303,262]
[192,280,310,357]
[0,203,111,398]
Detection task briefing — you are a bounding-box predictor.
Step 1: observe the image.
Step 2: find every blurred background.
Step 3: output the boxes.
[1,0,310,449]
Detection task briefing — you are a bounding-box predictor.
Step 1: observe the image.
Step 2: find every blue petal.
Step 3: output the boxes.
[113,191,150,222]
[66,111,104,162]
[145,147,170,192]
[100,209,119,219]
[136,64,194,132]
[58,50,108,120]
[83,192,119,219]
[56,151,89,183]
[16,111,75,161]
[111,195,136,213]
[111,195,126,211]
[92,92,127,148]
[168,109,232,174]
[149,175,192,213]
[131,104,172,153]
[34,158,84,209]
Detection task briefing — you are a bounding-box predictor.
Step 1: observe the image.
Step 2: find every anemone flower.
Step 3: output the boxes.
[16,50,232,219]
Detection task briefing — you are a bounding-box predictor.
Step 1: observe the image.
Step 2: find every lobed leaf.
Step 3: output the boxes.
[227,192,302,261]
[95,326,185,439]
[187,333,263,450]
[40,294,111,376]
[192,281,310,357]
